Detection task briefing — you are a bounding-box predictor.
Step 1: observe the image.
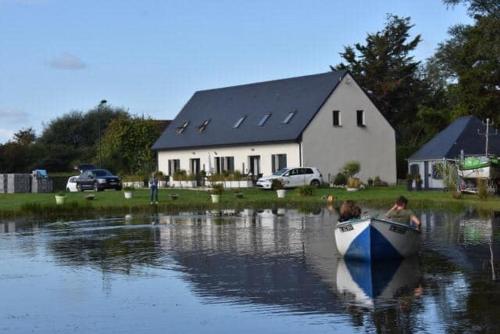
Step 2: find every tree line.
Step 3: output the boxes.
[1,0,498,178]
[0,105,165,177]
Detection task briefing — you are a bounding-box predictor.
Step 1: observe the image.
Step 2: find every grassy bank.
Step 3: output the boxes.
[0,186,499,219]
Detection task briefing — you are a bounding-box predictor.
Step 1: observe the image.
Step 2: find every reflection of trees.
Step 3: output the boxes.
[47,219,164,275]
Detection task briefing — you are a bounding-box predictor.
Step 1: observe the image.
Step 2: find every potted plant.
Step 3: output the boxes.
[272,179,286,198]
[415,174,423,191]
[210,183,224,203]
[346,177,361,192]
[55,191,66,205]
[123,186,134,199]
[406,174,413,191]
[169,193,179,200]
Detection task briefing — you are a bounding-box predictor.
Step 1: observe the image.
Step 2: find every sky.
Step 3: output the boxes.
[0,0,471,143]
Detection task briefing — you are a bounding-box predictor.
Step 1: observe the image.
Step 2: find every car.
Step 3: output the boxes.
[66,175,79,192]
[256,167,323,189]
[75,169,122,191]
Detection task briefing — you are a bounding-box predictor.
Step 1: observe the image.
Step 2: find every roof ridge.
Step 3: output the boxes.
[196,70,346,93]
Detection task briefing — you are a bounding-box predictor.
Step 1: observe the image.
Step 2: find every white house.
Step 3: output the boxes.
[152,71,396,185]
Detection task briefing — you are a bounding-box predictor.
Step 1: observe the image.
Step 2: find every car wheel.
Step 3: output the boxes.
[310,180,320,188]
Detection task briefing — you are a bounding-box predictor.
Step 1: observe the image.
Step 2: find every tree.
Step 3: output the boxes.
[100,116,163,176]
[13,128,36,146]
[428,6,500,123]
[336,15,428,132]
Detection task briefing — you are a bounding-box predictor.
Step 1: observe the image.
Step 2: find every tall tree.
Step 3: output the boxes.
[13,128,36,146]
[428,2,500,123]
[336,15,429,140]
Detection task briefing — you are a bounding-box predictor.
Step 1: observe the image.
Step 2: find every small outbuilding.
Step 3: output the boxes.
[407,116,500,189]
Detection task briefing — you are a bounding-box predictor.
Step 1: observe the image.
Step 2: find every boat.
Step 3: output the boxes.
[335,257,421,308]
[458,156,500,194]
[335,217,421,261]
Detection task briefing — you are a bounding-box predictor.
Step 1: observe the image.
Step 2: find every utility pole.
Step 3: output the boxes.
[478,118,498,157]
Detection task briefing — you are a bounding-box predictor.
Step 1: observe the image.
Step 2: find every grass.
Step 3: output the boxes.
[0,186,499,219]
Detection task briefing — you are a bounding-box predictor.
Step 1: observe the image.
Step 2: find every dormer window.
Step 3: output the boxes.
[283,111,296,124]
[176,121,189,134]
[234,116,246,128]
[258,113,271,127]
[198,119,210,132]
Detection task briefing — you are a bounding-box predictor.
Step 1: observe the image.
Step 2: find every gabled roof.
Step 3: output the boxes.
[409,116,500,160]
[152,71,347,150]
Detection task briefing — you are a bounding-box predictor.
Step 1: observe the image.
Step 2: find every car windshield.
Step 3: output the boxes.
[93,169,111,177]
[272,168,288,176]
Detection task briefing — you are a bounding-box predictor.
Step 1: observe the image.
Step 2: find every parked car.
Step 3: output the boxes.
[256,167,323,189]
[75,169,122,191]
[66,175,79,192]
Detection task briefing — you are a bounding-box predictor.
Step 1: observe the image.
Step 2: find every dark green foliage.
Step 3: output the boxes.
[333,173,347,186]
[297,185,314,197]
[271,179,284,190]
[477,178,488,200]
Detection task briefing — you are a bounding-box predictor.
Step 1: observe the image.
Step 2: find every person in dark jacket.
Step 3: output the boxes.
[149,173,159,204]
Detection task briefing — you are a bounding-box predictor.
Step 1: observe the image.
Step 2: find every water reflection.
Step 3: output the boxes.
[1,208,500,333]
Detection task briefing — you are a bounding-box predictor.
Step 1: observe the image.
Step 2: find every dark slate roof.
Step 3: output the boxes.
[152,71,346,150]
[409,116,500,160]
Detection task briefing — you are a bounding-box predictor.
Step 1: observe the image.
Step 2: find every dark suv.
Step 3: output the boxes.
[76,169,122,191]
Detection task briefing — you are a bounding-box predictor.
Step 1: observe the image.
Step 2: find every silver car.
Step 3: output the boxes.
[256,167,323,189]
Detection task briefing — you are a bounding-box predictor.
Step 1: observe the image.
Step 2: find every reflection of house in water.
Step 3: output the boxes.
[155,208,347,313]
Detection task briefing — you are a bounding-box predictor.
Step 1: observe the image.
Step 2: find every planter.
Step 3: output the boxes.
[169,194,179,200]
[276,189,286,198]
[235,192,244,199]
[211,194,220,203]
[55,195,66,205]
[346,187,359,192]
[124,191,133,199]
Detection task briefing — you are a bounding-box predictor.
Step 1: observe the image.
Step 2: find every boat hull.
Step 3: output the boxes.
[335,218,421,261]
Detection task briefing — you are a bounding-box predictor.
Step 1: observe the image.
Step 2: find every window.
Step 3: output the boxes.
[176,121,189,134]
[258,113,271,127]
[215,156,235,173]
[234,116,246,128]
[168,159,180,176]
[357,110,365,127]
[271,154,287,172]
[283,111,296,124]
[333,110,341,126]
[198,119,210,132]
[432,163,444,180]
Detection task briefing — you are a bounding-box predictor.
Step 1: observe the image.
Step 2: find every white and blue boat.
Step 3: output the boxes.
[335,217,421,261]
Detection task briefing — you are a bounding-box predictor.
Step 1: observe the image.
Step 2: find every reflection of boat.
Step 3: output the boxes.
[335,258,421,308]
[335,217,421,261]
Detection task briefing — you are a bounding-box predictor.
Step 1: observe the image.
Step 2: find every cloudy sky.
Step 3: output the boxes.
[0,0,470,143]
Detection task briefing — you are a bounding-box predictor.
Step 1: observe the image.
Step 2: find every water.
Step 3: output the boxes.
[1,208,499,333]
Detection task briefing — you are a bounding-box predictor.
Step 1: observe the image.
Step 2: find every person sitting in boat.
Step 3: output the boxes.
[385,196,421,229]
[339,200,362,222]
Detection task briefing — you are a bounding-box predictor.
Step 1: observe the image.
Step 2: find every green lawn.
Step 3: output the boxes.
[0,186,499,219]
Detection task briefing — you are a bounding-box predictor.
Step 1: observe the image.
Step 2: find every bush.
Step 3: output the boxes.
[333,173,347,186]
[210,183,224,195]
[297,185,314,196]
[373,176,388,187]
[477,178,488,200]
[271,179,284,190]
[341,161,361,178]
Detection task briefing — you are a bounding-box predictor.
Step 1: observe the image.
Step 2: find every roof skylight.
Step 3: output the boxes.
[258,113,271,127]
[233,116,246,128]
[176,121,189,134]
[198,119,210,132]
[283,111,296,124]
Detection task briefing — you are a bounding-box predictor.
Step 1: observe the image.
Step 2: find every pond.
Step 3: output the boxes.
[1,207,499,333]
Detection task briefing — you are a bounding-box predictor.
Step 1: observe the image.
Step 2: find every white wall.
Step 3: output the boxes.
[408,160,445,189]
[301,74,397,184]
[158,142,300,177]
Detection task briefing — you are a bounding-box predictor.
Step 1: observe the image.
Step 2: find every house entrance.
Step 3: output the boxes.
[248,155,261,183]
[190,158,201,186]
